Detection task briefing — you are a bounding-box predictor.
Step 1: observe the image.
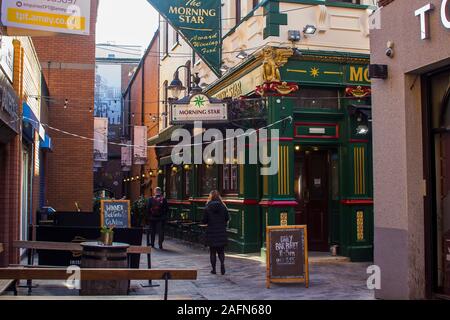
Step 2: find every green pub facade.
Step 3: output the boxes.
[153,46,373,262]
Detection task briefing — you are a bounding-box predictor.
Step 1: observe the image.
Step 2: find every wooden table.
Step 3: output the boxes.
[80,242,130,296]
[13,241,151,255]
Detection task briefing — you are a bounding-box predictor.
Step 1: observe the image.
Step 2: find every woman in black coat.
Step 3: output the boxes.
[202,190,230,275]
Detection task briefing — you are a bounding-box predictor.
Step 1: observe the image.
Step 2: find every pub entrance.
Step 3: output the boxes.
[294,147,338,252]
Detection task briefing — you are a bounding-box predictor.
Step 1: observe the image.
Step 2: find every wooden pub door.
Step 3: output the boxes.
[294,150,330,252]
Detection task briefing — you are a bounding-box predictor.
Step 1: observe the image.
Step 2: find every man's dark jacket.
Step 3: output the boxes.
[146,195,169,221]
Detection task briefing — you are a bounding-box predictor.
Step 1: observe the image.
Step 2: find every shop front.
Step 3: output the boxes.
[153,47,373,261]
[371,0,450,299]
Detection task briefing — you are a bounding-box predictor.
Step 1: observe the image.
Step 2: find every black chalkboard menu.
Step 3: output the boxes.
[100,200,131,228]
[266,225,309,288]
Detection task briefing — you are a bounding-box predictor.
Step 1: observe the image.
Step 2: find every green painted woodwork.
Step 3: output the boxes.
[263,1,288,39]
[281,60,371,87]
[158,51,373,260]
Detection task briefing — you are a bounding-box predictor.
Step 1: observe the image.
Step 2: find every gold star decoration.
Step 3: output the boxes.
[310,67,320,78]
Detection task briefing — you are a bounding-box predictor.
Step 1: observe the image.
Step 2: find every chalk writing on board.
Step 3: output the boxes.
[275,235,299,265]
[101,201,130,228]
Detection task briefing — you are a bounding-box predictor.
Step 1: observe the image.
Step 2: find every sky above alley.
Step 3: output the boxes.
[96,0,159,52]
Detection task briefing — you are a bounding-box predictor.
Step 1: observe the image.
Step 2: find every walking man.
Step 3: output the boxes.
[146,187,169,249]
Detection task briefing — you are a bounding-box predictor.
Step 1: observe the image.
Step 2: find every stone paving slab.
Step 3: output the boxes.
[3,237,375,300]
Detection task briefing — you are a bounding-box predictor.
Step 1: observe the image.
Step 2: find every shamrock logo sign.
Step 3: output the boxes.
[193,95,206,108]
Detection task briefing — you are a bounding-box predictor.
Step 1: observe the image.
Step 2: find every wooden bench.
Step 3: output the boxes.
[0,268,197,300]
[13,240,154,294]
[0,243,16,296]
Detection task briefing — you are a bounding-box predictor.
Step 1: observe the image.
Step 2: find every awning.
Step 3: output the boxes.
[40,133,53,151]
[22,102,39,130]
[147,125,182,146]
[22,102,40,142]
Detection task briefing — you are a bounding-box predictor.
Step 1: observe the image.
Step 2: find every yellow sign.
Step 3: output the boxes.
[1,0,91,35]
[214,67,263,99]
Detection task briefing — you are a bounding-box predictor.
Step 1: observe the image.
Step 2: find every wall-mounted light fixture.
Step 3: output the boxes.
[288,30,301,42]
[236,51,248,59]
[220,64,230,73]
[303,25,317,35]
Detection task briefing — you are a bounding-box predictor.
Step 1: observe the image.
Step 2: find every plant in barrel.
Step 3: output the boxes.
[100,225,115,245]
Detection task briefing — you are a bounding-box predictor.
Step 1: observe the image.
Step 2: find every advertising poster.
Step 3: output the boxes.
[1,0,91,35]
[133,126,147,165]
[94,117,108,162]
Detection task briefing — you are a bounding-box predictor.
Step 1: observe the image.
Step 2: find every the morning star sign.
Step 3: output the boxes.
[171,94,228,124]
[147,0,222,76]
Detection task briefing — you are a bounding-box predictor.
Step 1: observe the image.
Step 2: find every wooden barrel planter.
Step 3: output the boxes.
[80,242,130,296]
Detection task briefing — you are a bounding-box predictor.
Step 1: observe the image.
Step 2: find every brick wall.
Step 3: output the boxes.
[0,136,21,266]
[31,0,99,212]
[124,31,160,202]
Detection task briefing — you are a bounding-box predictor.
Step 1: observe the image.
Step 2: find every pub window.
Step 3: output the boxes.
[222,145,239,194]
[184,168,191,198]
[235,0,241,24]
[168,166,180,199]
[200,165,218,195]
[292,87,341,110]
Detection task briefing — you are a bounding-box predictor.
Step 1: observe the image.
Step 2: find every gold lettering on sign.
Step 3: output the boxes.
[216,81,243,99]
[349,66,371,83]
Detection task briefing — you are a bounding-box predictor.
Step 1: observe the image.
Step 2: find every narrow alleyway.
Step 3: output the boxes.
[6,238,375,300]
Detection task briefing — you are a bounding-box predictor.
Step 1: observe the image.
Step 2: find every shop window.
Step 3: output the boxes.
[222,163,239,195]
[292,87,341,110]
[222,144,239,194]
[168,166,180,199]
[200,165,218,195]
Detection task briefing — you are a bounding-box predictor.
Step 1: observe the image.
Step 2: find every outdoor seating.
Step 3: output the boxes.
[0,268,197,300]
[0,243,16,296]
[13,240,152,294]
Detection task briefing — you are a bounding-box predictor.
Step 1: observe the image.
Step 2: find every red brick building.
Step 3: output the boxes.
[31,0,99,212]
[123,31,160,202]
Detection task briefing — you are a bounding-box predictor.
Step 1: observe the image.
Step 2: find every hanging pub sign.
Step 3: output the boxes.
[171,93,228,124]
[121,140,132,172]
[133,126,147,165]
[266,225,309,289]
[146,0,222,76]
[100,200,131,229]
